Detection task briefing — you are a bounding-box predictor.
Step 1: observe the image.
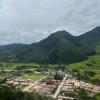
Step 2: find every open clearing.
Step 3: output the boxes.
[23,73,44,81]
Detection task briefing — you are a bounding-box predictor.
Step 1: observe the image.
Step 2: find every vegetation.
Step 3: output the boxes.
[0,26,100,64]
[0,85,56,100]
[0,72,44,83]
[95,93,100,100]
[1,26,100,64]
[0,63,66,83]
[0,62,41,70]
[76,89,95,100]
[75,89,100,100]
[0,62,66,70]
[23,73,44,81]
[0,26,100,99]
[54,73,63,80]
[69,55,100,84]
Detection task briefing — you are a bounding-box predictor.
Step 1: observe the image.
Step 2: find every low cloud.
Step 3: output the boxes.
[0,0,100,45]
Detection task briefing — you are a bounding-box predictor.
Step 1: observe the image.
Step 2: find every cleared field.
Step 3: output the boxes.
[0,73,44,84]
[23,73,44,81]
[0,74,9,79]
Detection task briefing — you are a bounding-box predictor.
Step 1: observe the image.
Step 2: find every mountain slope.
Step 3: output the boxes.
[0,31,87,64]
[79,26,100,43]
[0,26,100,64]
[14,31,87,64]
[0,43,27,62]
[79,26,100,54]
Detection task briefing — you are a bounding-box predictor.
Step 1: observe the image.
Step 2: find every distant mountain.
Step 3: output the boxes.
[79,26,100,54]
[0,43,27,51]
[12,31,87,64]
[0,27,100,64]
[0,43,27,62]
[79,26,100,44]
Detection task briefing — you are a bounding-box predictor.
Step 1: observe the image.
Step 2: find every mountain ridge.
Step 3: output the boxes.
[0,27,100,64]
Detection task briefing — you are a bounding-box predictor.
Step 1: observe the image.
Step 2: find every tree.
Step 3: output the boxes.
[54,73,63,80]
[84,71,96,77]
[77,89,95,100]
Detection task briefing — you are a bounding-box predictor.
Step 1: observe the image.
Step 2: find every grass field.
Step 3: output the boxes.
[0,74,10,79]
[0,54,99,82]
[0,62,41,70]
[95,93,100,100]
[23,73,44,81]
[0,62,60,70]
[0,62,59,82]
[69,54,100,80]
[0,73,44,84]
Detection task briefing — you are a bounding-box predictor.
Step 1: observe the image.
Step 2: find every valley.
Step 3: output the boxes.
[0,59,100,100]
[0,26,100,100]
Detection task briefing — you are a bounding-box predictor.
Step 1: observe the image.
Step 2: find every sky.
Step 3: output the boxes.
[0,0,100,45]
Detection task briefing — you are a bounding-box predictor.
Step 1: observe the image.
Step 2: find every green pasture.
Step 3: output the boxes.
[69,55,100,80]
[23,73,44,81]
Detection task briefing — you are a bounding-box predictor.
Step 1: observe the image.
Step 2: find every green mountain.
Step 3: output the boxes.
[14,31,87,64]
[79,26,100,54]
[0,27,100,64]
[0,43,27,62]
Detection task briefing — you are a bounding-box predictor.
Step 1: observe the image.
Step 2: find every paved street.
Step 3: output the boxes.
[53,74,68,98]
[23,74,49,92]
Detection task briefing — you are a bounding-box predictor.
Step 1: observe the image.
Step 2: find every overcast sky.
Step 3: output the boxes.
[0,0,100,45]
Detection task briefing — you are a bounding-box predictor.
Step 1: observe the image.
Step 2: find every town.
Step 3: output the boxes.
[1,66,100,100]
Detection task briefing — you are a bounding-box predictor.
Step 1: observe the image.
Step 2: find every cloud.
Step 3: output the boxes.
[0,0,100,45]
[52,0,100,35]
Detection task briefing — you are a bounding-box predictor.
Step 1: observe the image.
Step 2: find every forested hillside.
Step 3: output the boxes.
[0,27,100,64]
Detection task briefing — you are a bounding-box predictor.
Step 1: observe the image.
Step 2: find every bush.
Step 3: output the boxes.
[0,85,56,100]
[54,73,63,80]
[84,71,96,77]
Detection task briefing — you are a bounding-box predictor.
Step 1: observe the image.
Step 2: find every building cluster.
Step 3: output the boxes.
[6,76,33,89]
[59,76,100,99]
[27,75,62,96]
[5,73,100,100]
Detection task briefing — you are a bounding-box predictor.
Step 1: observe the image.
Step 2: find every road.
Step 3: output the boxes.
[23,82,37,92]
[23,74,49,92]
[53,74,68,98]
[58,96,74,100]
